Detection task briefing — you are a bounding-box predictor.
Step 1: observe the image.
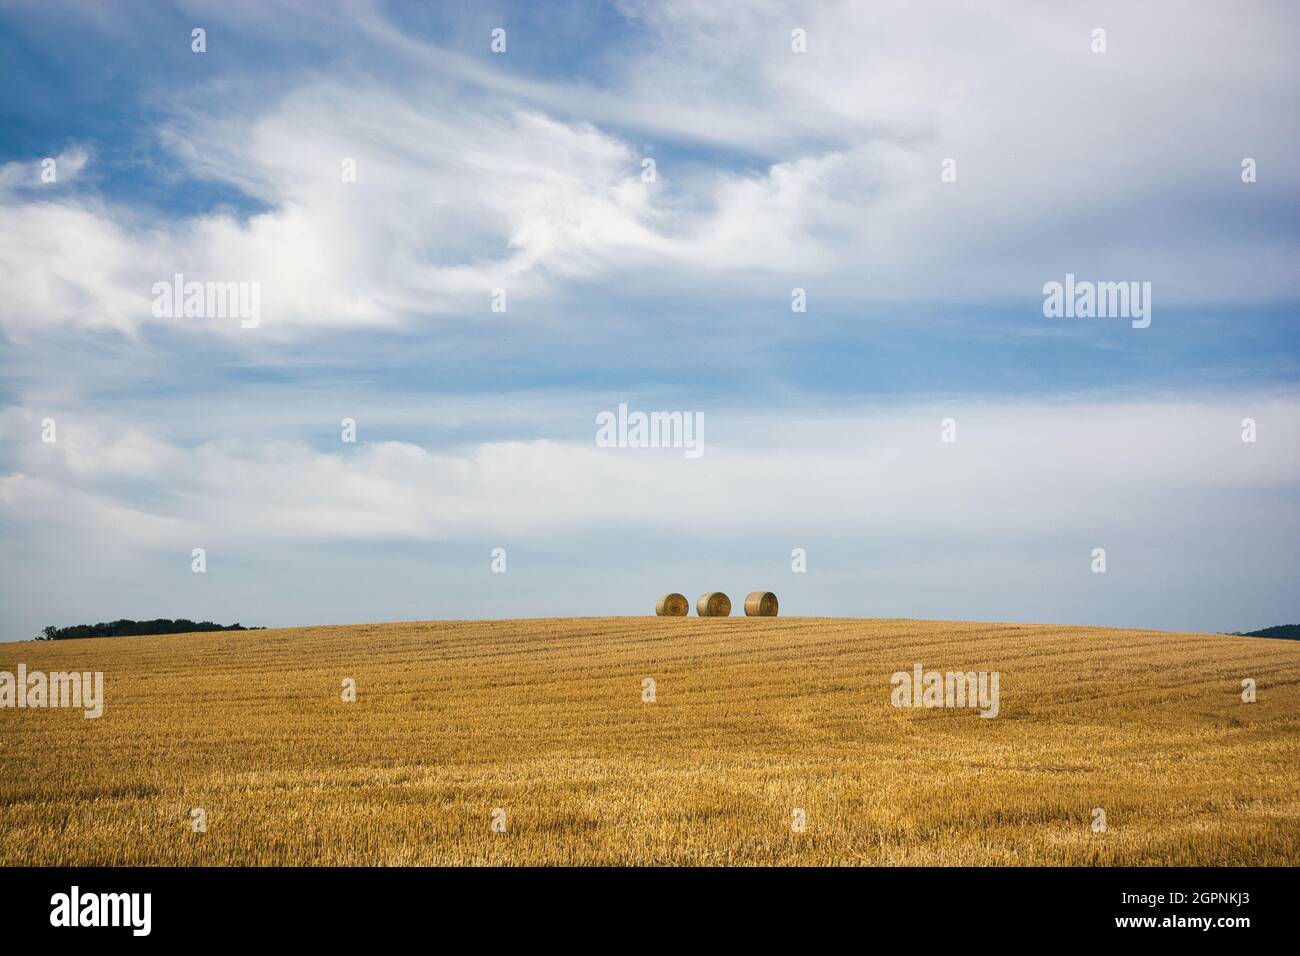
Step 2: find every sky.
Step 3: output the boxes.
[0,0,1297,640]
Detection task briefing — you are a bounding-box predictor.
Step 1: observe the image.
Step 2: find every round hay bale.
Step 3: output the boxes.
[696,592,732,617]
[655,593,689,616]
[744,591,779,617]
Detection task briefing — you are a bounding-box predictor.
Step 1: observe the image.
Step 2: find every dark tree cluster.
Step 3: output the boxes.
[36,619,263,641]
[1233,624,1300,641]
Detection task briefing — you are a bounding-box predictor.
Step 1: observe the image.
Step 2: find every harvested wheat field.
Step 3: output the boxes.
[2,617,1298,866]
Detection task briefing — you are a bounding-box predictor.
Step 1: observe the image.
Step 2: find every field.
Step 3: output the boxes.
[2,617,1298,866]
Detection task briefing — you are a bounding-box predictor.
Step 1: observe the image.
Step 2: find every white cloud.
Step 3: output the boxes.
[4,392,1296,544]
[0,147,88,190]
[2,1,1295,339]
[3,391,1296,635]
[0,100,664,338]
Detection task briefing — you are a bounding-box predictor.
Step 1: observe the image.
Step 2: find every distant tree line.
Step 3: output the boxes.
[1231,624,1300,641]
[36,619,264,641]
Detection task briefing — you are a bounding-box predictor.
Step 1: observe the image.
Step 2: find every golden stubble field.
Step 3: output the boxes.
[1,617,1297,866]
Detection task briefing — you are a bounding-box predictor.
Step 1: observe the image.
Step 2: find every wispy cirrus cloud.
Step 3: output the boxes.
[2,1,1297,341]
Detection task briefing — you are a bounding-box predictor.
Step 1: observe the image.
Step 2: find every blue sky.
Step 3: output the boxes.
[1,0,1297,640]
